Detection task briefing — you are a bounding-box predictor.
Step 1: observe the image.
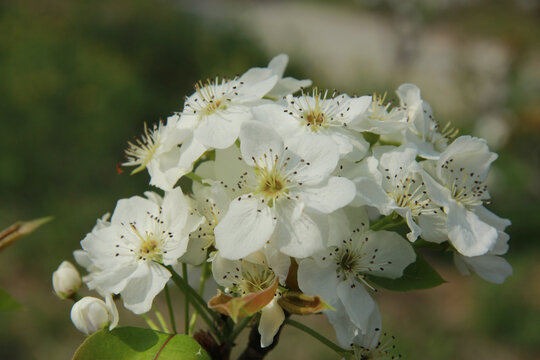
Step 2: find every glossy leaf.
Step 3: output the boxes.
[73,327,210,360]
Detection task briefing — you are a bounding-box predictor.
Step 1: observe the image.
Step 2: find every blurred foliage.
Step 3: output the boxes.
[0,0,266,269]
[0,0,266,358]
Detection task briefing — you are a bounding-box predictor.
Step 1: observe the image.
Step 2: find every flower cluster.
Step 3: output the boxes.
[55,54,511,357]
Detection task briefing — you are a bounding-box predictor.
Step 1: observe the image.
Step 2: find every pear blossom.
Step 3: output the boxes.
[79,188,203,314]
[349,92,408,137]
[213,121,356,259]
[123,116,208,191]
[421,135,500,256]
[347,146,446,242]
[71,295,119,335]
[211,247,290,347]
[399,83,458,159]
[180,181,232,265]
[52,261,82,300]
[178,56,290,151]
[251,89,371,161]
[298,210,415,335]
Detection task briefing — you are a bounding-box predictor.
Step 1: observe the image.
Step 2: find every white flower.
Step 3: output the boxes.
[421,135,500,256]
[179,61,280,150]
[399,83,458,159]
[251,89,371,161]
[347,146,445,242]
[71,295,118,335]
[80,188,202,314]
[52,261,82,300]
[349,92,408,136]
[180,181,231,265]
[297,210,415,335]
[211,247,289,348]
[123,117,207,191]
[213,121,356,259]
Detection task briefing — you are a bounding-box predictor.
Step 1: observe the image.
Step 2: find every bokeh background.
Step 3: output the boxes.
[1,0,539,359]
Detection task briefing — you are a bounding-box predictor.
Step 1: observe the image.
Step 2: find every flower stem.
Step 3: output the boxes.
[164,284,177,333]
[154,307,170,333]
[182,263,190,334]
[284,318,352,356]
[141,314,160,331]
[189,261,211,334]
[165,265,222,341]
[228,315,252,343]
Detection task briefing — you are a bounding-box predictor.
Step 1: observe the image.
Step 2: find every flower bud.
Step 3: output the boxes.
[70,295,118,335]
[52,261,81,299]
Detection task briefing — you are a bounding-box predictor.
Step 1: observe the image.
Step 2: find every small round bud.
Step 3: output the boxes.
[70,296,118,335]
[52,261,81,300]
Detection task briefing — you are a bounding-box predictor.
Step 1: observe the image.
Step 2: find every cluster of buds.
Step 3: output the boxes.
[54,54,511,357]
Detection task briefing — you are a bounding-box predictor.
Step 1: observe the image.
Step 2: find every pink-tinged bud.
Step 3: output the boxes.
[52,261,81,300]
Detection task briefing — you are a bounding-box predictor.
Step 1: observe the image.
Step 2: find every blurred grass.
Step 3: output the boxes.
[0,0,539,359]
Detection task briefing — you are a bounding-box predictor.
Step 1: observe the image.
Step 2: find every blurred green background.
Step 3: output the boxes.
[0,0,539,359]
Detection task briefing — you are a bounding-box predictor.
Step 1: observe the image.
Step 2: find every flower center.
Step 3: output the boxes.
[234,262,276,295]
[441,159,489,206]
[305,111,326,128]
[123,122,162,174]
[335,246,362,280]
[184,77,239,119]
[254,162,289,207]
[137,234,164,263]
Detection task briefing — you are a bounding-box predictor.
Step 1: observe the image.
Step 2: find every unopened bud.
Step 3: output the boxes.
[52,261,82,300]
[70,295,118,335]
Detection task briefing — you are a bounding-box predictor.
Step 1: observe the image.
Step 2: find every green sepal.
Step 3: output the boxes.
[366,252,446,291]
[0,287,21,311]
[73,327,210,360]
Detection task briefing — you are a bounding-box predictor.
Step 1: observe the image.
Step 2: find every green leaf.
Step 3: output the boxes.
[0,287,21,311]
[366,253,446,291]
[73,327,210,360]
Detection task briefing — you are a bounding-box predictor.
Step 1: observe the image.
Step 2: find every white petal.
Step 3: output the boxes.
[447,204,498,257]
[105,294,119,330]
[455,253,512,284]
[286,135,339,185]
[258,299,285,348]
[357,230,416,279]
[214,196,276,260]
[437,136,497,181]
[195,112,246,149]
[421,168,454,208]
[110,196,157,229]
[297,258,340,305]
[240,121,284,167]
[267,54,288,76]
[395,206,422,242]
[301,177,355,214]
[121,263,170,314]
[337,281,378,334]
[274,210,325,258]
[267,77,312,98]
[417,213,448,244]
[324,301,358,347]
